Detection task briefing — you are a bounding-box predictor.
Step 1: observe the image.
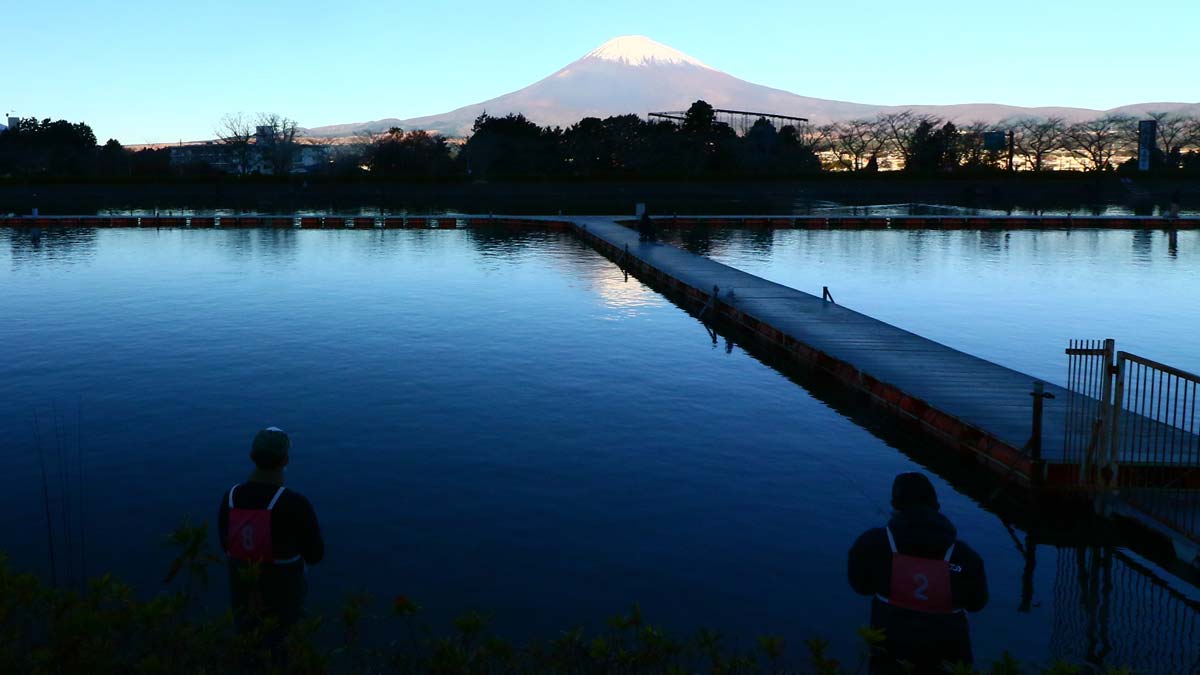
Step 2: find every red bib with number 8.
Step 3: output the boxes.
[225,485,286,564]
[888,553,953,613]
[228,508,274,562]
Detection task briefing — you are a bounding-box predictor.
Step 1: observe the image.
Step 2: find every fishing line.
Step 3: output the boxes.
[33,411,58,588]
[54,402,74,586]
[76,397,87,591]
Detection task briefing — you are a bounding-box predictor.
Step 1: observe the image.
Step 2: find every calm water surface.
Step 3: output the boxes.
[1,227,1197,671]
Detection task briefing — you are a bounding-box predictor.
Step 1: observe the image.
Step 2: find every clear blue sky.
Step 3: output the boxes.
[6,0,1197,144]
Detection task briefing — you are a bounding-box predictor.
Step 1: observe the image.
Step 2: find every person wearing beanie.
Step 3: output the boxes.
[218,427,324,640]
[847,472,988,673]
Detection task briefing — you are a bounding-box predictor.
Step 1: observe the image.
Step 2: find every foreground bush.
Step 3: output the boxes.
[0,524,1123,675]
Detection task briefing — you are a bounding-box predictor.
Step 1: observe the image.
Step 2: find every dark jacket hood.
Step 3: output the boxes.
[887,506,958,558]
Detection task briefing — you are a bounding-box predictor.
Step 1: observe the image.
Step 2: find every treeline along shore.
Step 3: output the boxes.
[2,101,1198,215]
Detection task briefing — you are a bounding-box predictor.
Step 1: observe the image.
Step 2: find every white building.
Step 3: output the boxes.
[169,138,331,175]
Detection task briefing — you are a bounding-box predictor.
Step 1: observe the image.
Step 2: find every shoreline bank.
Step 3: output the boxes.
[2,175,1198,216]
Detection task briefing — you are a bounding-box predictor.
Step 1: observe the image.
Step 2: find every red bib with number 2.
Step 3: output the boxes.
[888,553,953,613]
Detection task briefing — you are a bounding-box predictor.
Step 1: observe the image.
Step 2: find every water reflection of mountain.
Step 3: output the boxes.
[1051,546,1200,673]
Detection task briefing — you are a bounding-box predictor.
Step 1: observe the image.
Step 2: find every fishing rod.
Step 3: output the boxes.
[33,411,58,589]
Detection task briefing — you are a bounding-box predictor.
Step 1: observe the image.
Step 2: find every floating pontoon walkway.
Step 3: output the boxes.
[571,216,1095,489]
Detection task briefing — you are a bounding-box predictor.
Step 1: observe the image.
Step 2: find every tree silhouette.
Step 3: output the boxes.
[1148,112,1197,169]
[826,119,886,172]
[906,120,960,174]
[255,113,301,176]
[1063,115,1133,172]
[96,139,132,177]
[215,114,256,175]
[462,113,563,179]
[682,100,717,136]
[366,128,455,179]
[877,111,931,169]
[0,117,98,176]
[1011,117,1065,172]
[774,125,822,176]
[957,121,1004,172]
[562,117,609,177]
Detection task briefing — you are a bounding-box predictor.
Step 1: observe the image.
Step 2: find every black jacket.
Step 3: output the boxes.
[848,507,988,673]
[218,480,324,625]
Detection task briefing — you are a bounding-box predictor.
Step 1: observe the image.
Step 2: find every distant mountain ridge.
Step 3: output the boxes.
[305,36,1199,138]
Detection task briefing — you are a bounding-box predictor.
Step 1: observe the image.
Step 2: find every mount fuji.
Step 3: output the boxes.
[305,35,1198,138]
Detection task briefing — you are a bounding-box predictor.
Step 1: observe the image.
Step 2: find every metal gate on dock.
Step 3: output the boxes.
[1064,339,1200,549]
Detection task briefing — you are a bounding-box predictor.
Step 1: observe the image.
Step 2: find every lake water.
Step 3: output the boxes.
[1,226,1198,671]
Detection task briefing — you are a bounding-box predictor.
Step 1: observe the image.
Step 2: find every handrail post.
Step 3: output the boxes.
[1106,355,1126,488]
[1030,381,1055,463]
[1031,381,1044,462]
[1098,338,1117,486]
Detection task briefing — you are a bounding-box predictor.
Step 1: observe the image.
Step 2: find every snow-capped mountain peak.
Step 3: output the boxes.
[582,35,714,70]
[303,35,1200,139]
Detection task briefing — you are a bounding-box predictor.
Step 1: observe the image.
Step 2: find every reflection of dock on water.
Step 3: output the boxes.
[1051,546,1200,673]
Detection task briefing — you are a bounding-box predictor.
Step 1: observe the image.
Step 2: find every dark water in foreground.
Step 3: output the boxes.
[1,227,1198,671]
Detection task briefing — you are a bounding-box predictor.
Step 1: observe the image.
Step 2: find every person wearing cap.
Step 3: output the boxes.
[847,472,988,673]
[218,427,324,635]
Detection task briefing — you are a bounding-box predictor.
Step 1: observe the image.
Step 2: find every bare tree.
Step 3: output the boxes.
[1011,116,1065,172]
[1148,112,1199,167]
[833,119,888,171]
[1189,116,1200,156]
[814,123,846,170]
[957,121,1003,170]
[215,113,256,175]
[255,113,301,175]
[1063,115,1133,171]
[791,122,821,151]
[876,111,935,169]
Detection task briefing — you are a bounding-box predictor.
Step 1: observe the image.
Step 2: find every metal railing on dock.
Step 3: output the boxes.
[1065,339,1200,557]
[1064,339,1116,481]
[1112,352,1200,547]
